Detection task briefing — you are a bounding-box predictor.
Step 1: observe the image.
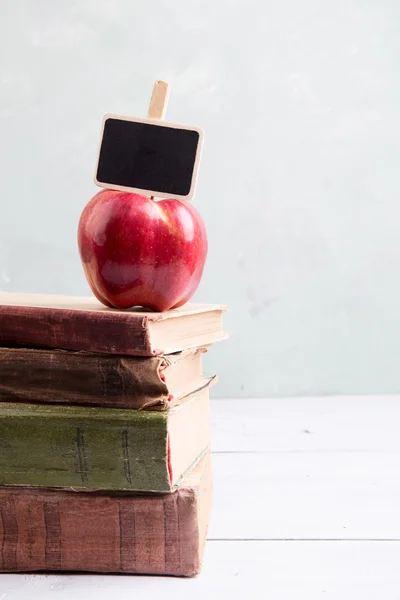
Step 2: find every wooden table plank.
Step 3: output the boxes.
[2,541,400,599]
[210,396,400,452]
[209,451,400,539]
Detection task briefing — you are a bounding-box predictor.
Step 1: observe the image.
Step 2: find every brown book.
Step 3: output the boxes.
[0,452,212,577]
[0,292,227,356]
[0,346,214,409]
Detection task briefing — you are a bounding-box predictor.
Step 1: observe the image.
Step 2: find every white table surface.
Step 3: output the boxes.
[1,396,400,599]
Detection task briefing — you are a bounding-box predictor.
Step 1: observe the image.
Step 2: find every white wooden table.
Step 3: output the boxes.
[1,396,400,599]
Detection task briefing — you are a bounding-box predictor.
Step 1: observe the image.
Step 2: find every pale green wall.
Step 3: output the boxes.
[1,0,399,397]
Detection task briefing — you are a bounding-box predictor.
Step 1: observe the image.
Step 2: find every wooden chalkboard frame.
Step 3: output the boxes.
[94,113,204,201]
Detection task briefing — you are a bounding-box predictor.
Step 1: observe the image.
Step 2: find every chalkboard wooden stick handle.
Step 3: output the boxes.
[148,80,170,120]
[148,80,170,198]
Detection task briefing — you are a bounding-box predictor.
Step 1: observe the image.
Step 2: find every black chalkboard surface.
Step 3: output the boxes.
[95,115,203,200]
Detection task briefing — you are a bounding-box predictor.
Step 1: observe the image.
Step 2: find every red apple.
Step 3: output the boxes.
[77,189,208,311]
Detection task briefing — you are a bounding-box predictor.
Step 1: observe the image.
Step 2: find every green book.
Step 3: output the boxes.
[0,388,209,493]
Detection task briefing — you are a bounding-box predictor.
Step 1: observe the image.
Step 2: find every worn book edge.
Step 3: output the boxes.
[0,292,227,318]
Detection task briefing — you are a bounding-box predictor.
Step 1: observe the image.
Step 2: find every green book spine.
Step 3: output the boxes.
[0,403,171,492]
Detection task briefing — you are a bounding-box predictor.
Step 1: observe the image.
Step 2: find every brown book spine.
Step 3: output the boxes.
[0,455,212,577]
[0,347,170,410]
[0,305,154,356]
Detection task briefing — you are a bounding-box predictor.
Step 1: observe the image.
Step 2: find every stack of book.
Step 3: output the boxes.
[0,292,226,577]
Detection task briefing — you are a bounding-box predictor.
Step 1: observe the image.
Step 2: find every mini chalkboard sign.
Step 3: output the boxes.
[94,80,204,201]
